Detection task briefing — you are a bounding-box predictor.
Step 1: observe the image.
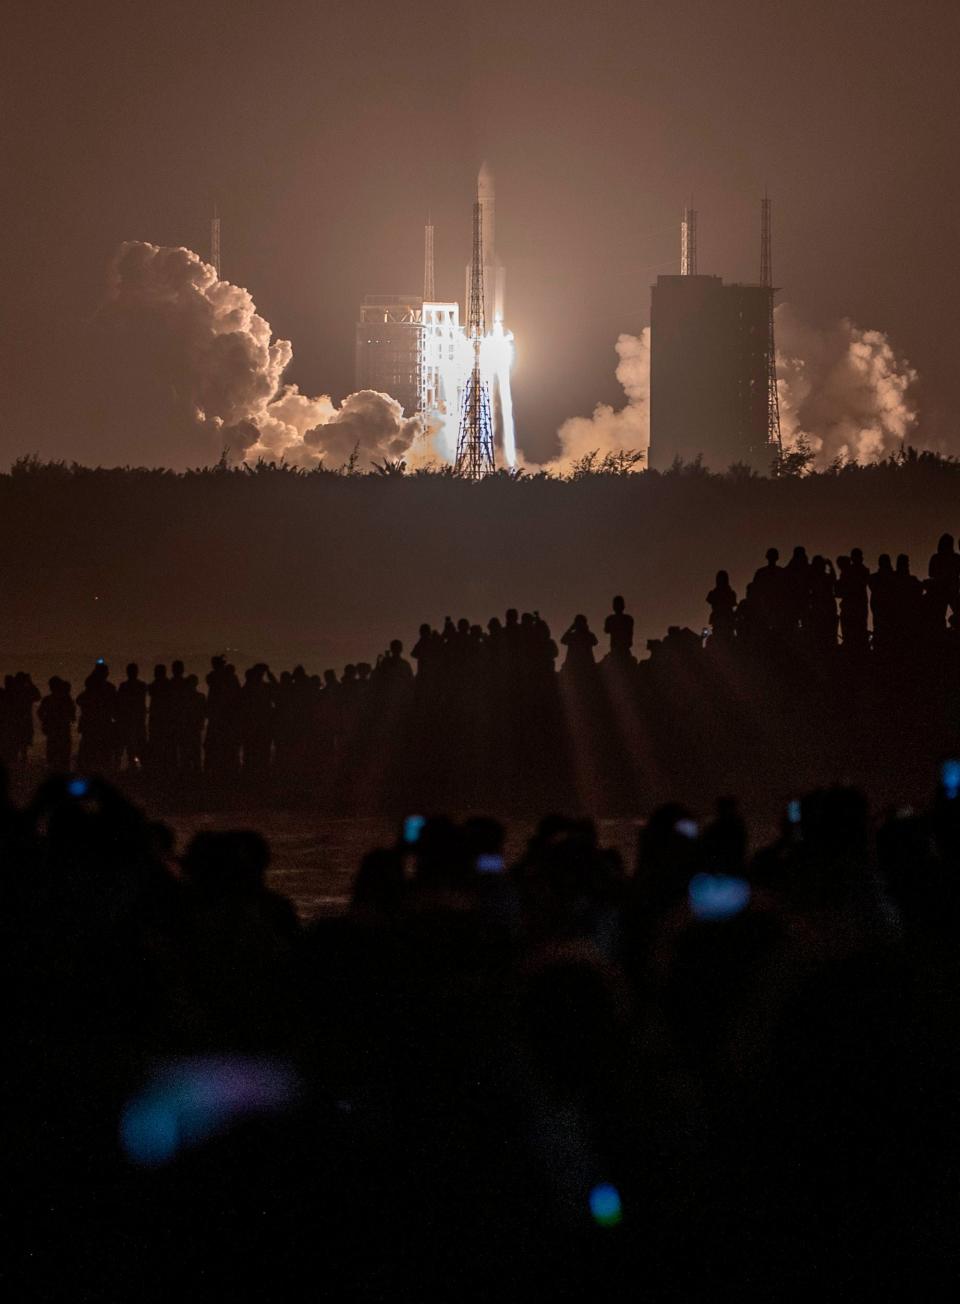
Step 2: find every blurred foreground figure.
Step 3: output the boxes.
[6,771,958,1301]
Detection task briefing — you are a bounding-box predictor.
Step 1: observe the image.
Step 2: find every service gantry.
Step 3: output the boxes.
[455,200,495,478]
[761,194,783,465]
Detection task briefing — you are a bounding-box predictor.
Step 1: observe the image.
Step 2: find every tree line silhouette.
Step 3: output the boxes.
[3,448,959,680]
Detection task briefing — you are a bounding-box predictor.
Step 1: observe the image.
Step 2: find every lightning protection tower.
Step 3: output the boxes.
[455,201,495,478]
[681,205,698,275]
[210,206,221,279]
[760,195,783,466]
[423,219,435,303]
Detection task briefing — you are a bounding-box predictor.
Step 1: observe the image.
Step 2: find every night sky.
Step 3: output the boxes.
[2,0,957,466]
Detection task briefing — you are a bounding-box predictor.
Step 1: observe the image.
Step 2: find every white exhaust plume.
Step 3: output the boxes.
[534,331,650,472]
[775,304,918,465]
[85,242,422,468]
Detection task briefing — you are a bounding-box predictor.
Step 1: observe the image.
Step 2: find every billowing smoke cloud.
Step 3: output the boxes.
[536,308,918,474]
[775,304,918,465]
[83,241,422,468]
[541,331,650,472]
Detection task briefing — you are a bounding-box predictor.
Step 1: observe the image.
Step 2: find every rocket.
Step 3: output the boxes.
[467,162,505,326]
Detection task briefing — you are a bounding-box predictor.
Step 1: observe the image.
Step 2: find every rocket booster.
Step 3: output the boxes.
[467,162,505,324]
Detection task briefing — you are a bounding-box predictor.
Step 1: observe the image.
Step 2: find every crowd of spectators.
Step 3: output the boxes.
[3,535,960,815]
[6,764,960,1299]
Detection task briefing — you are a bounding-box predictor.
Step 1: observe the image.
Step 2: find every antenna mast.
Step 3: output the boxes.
[681,205,697,275]
[210,206,221,279]
[423,220,435,302]
[455,200,495,478]
[761,194,783,465]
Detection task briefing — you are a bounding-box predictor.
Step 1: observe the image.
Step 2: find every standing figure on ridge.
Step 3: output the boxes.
[604,596,635,663]
[561,614,599,678]
[706,571,738,643]
[38,677,75,773]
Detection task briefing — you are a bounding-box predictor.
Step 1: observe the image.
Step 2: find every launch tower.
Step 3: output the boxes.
[761,195,783,465]
[355,293,423,418]
[455,201,495,477]
[680,205,697,276]
[649,210,772,473]
[210,207,221,279]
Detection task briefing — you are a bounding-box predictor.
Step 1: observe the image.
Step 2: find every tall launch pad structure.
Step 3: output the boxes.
[455,201,495,477]
[648,200,783,473]
[761,195,783,463]
[210,207,221,279]
[355,164,515,474]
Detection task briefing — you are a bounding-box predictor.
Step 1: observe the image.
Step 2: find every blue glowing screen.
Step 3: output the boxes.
[403,814,426,846]
[688,873,751,922]
[589,1182,623,1226]
[942,759,960,800]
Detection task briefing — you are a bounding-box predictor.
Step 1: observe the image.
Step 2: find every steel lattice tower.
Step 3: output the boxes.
[423,220,435,302]
[681,205,698,275]
[210,206,221,279]
[455,200,495,478]
[761,195,783,465]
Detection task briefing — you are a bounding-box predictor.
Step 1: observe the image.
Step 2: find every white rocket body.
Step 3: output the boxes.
[466,163,505,325]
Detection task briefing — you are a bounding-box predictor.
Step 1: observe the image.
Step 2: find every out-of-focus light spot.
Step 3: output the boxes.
[942,758,960,800]
[689,873,751,921]
[674,818,699,840]
[589,1182,623,1227]
[403,814,426,846]
[67,777,89,798]
[787,798,802,825]
[120,1057,301,1167]
[121,1097,180,1166]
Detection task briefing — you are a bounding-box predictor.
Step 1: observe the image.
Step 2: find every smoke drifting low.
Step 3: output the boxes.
[539,309,918,472]
[544,331,650,471]
[83,242,422,468]
[775,304,918,464]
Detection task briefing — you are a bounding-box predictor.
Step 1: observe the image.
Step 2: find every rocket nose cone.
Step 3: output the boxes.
[478,161,494,200]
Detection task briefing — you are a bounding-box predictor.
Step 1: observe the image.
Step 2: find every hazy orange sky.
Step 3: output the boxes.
[2,0,958,466]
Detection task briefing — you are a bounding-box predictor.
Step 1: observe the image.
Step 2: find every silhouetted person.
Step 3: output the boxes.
[0,680,15,769]
[807,555,838,651]
[784,545,811,633]
[115,663,147,769]
[706,570,737,643]
[530,612,558,676]
[148,664,174,776]
[892,553,923,643]
[561,614,598,677]
[411,623,441,684]
[241,664,274,778]
[205,656,241,779]
[38,677,75,772]
[837,550,869,652]
[503,607,521,665]
[927,532,960,630]
[8,672,40,766]
[379,639,413,689]
[168,659,191,773]
[604,595,635,662]
[869,554,895,650]
[752,547,789,637]
[76,661,117,774]
[183,674,206,775]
